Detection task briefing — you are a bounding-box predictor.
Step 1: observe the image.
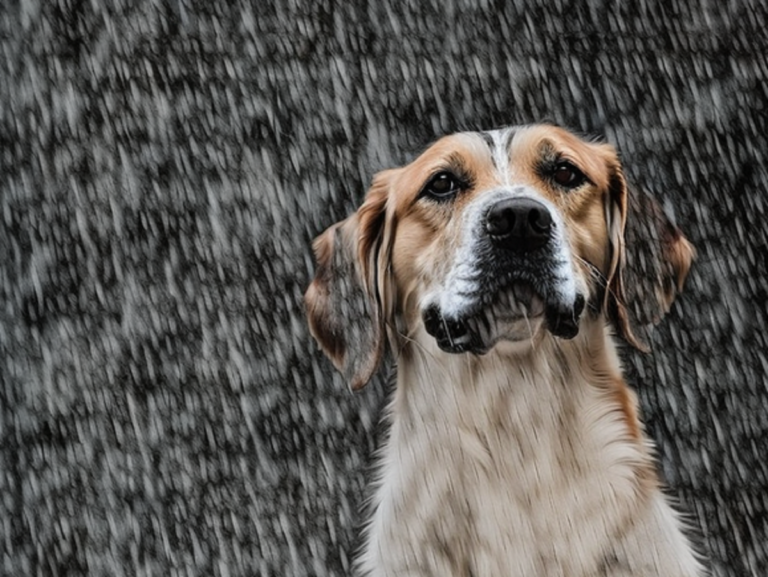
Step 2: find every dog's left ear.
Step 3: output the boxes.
[304,171,397,391]
[603,152,695,350]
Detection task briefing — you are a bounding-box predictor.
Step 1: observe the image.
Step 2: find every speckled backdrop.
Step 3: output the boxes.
[2,1,767,575]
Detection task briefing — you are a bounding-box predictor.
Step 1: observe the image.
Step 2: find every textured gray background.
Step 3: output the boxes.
[2,0,767,575]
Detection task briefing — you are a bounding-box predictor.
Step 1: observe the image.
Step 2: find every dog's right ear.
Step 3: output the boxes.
[304,172,395,391]
[601,149,694,350]
[621,187,696,330]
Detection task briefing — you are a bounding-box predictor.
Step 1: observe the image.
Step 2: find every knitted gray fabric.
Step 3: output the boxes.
[2,1,766,575]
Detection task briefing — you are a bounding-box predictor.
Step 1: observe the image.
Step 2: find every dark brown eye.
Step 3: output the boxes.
[552,162,587,189]
[421,171,463,200]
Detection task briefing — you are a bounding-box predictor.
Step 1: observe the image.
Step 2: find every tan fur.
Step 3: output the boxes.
[305,124,701,576]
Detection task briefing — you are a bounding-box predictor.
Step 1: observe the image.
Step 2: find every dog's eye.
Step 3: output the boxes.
[552,162,587,189]
[422,171,463,200]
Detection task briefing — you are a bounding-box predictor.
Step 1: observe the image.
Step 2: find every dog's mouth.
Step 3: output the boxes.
[422,282,585,354]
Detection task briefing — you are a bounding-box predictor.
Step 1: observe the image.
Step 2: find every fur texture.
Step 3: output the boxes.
[305,125,701,576]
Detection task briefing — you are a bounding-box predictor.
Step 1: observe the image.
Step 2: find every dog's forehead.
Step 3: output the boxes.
[413,125,605,173]
[478,125,612,189]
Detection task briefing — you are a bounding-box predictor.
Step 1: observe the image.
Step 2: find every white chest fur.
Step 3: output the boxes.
[356,323,702,577]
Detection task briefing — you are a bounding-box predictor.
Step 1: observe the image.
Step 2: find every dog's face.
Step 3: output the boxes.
[390,125,620,354]
[305,125,694,389]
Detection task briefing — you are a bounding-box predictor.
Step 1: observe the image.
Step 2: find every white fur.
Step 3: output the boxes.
[356,320,703,576]
[490,128,515,186]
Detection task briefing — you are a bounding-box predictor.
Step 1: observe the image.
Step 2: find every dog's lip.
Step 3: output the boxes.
[422,305,482,353]
[544,293,586,339]
[422,281,546,353]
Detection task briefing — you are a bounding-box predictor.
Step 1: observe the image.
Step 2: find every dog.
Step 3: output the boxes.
[305,124,702,576]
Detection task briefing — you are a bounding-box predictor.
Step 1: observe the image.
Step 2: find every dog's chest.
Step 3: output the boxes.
[360,357,645,576]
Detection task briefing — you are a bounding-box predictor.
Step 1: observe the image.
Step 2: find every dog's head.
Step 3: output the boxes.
[305,125,694,390]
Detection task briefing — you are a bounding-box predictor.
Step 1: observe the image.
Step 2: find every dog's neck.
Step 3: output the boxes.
[385,315,654,491]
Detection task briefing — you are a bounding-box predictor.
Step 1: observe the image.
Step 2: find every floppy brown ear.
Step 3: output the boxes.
[604,157,695,350]
[304,172,394,391]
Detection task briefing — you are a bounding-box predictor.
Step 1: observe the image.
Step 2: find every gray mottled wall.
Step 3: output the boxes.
[2,0,767,575]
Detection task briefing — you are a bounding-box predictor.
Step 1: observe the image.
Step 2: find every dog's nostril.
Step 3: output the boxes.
[486,209,515,237]
[486,198,553,251]
[528,206,552,234]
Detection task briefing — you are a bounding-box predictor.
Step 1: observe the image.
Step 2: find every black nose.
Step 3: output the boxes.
[485,198,553,251]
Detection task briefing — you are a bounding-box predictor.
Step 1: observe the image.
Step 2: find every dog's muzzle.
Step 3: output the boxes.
[422,196,586,354]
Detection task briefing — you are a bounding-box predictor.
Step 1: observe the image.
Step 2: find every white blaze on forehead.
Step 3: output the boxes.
[487,127,516,186]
